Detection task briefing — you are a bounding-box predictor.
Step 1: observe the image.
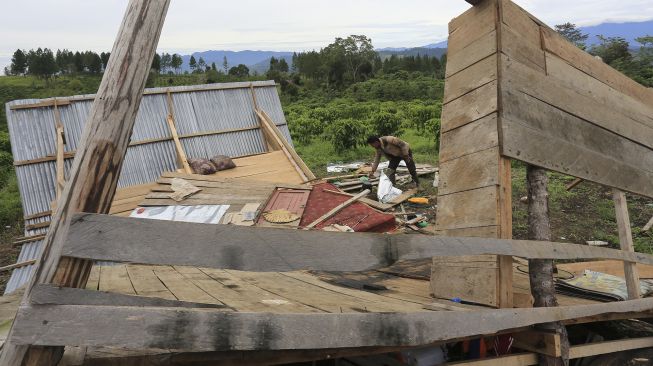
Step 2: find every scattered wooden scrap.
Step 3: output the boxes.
[0,260,37,273]
[566,178,584,191]
[168,178,201,202]
[643,216,653,232]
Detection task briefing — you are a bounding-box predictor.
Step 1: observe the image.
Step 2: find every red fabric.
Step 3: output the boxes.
[300,183,396,233]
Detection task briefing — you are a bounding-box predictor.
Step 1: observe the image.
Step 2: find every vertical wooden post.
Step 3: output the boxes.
[54,99,65,202]
[613,189,641,299]
[0,1,170,365]
[165,90,193,174]
[526,165,570,366]
[249,83,275,152]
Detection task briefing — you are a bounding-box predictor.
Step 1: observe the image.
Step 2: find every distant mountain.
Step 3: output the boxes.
[249,55,294,75]
[180,50,294,72]
[580,19,653,47]
[422,40,448,49]
[377,47,409,52]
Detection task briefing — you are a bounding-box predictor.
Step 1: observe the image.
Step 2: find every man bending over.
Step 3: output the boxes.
[366,135,419,187]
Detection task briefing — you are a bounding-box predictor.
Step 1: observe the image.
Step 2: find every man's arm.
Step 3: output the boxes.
[371,149,382,174]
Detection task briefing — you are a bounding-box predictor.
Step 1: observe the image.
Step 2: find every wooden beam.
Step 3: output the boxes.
[513,330,561,358]
[259,110,316,180]
[255,111,306,181]
[565,178,583,191]
[8,82,275,111]
[30,284,225,309]
[54,99,66,202]
[165,90,192,174]
[11,299,653,351]
[12,234,46,246]
[643,215,653,232]
[304,189,371,229]
[0,260,36,272]
[61,214,653,270]
[0,1,171,364]
[613,189,641,299]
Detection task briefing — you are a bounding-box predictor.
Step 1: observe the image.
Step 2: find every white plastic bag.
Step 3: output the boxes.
[377,172,402,203]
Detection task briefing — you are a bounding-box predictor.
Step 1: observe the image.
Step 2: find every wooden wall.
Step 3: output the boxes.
[433,0,513,308]
[433,0,653,308]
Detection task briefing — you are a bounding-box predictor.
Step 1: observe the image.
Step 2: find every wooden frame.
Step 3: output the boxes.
[434,0,653,308]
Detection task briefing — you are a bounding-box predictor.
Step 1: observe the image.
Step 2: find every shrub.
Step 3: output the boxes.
[288,116,323,145]
[425,118,441,148]
[326,118,368,153]
[369,111,403,137]
[68,79,83,91]
[0,131,11,153]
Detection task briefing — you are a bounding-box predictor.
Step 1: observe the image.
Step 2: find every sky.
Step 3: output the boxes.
[1,0,652,70]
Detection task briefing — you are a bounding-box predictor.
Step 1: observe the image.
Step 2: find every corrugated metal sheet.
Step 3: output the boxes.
[4,80,293,294]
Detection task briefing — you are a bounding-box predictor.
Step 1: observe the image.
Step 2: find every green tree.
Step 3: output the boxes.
[554,23,588,49]
[197,57,207,73]
[100,52,110,70]
[151,53,161,73]
[337,35,376,82]
[228,64,249,78]
[86,52,102,74]
[171,54,182,74]
[590,35,631,64]
[26,48,58,78]
[369,111,403,136]
[278,58,289,72]
[326,118,368,153]
[10,49,27,75]
[189,55,197,72]
[206,69,220,83]
[211,62,217,71]
[222,56,228,73]
[160,53,172,73]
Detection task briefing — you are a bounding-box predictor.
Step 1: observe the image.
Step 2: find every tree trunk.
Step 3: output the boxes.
[526,165,570,366]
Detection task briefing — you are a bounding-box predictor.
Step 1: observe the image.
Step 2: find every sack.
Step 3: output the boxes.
[188,158,216,175]
[210,155,236,171]
[377,172,402,203]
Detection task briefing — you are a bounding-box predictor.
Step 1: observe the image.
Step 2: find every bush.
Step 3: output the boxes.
[205,69,220,83]
[369,111,403,137]
[0,173,22,229]
[425,118,441,149]
[0,131,11,153]
[405,104,440,133]
[326,118,368,153]
[68,78,83,91]
[288,116,323,145]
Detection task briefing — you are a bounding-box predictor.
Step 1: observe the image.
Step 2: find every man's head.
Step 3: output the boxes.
[367,135,381,149]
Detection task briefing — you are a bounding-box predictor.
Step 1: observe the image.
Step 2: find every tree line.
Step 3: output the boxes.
[555,23,653,86]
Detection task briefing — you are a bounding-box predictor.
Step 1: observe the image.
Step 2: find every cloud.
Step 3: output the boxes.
[1,0,652,70]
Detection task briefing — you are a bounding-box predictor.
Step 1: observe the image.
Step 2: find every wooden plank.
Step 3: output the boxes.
[0,260,36,273]
[12,234,46,245]
[441,80,498,133]
[434,226,499,237]
[448,0,497,53]
[85,266,100,290]
[61,213,653,269]
[541,26,653,107]
[261,110,315,180]
[500,87,653,198]
[12,298,653,351]
[613,189,641,299]
[9,99,71,110]
[125,265,177,300]
[446,30,497,77]
[544,52,653,130]
[25,221,50,231]
[55,126,65,202]
[569,336,653,359]
[644,216,653,232]
[513,330,561,357]
[152,266,222,304]
[181,267,320,313]
[304,189,371,229]
[499,0,541,51]
[444,54,497,103]
[30,284,225,309]
[438,147,499,195]
[439,113,499,163]
[502,53,653,150]
[435,186,499,230]
[164,91,193,174]
[98,265,135,295]
[447,353,537,366]
[498,22,545,73]
[431,257,499,306]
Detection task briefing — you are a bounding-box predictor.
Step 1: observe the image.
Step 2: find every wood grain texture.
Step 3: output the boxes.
[446,30,497,77]
[0,1,171,364]
[500,88,653,197]
[613,189,641,299]
[541,26,653,107]
[11,298,653,351]
[448,0,497,53]
[498,23,545,73]
[60,213,653,267]
[441,80,498,133]
[439,113,499,163]
[435,186,499,230]
[444,54,498,103]
[438,147,500,195]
